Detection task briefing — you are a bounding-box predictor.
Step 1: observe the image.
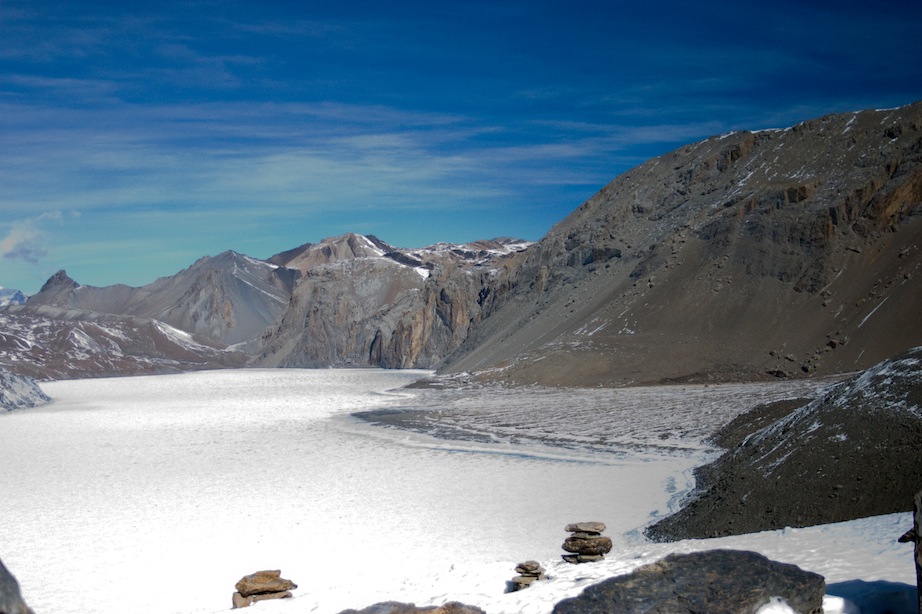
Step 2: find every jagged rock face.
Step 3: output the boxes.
[444,102,922,385]
[257,234,527,369]
[645,346,922,540]
[0,366,50,411]
[25,252,295,346]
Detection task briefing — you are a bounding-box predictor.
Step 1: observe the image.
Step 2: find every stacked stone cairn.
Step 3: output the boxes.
[561,521,612,564]
[232,569,297,609]
[509,560,547,592]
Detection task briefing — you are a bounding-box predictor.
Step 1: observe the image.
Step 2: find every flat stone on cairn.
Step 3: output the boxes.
[509,560,547,591]
[232,569,297,609]
[562,521,612,564]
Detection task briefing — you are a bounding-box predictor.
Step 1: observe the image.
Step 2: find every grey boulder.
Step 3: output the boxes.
[552,549,824,614]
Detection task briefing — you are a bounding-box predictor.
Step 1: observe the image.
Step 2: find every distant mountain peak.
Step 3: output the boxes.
[38,270,79,293]
[0,288,27,307]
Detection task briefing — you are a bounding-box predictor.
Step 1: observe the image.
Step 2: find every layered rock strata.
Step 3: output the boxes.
[232,569,297,609]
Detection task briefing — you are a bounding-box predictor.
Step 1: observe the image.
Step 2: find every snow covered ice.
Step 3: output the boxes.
[0,369,915,613]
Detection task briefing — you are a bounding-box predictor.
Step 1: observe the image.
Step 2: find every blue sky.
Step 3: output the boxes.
[2,1,921,294]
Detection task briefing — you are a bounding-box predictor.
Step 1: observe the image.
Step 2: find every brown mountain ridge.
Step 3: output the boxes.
[441,102,922,386]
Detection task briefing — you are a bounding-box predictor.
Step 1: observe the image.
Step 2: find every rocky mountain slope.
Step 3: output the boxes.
[0,305,246,380]
[0,366,49,411]
[645,346,922,540]
[26,251,297,347]
[442,102,922,385]
[3,234,529,378]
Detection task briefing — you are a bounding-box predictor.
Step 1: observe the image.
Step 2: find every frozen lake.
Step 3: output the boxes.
[0,369,914,613]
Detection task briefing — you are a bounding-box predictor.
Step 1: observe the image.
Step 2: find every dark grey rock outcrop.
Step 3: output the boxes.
[646,347,922,540]
[0,558,34,614]
[509,560,547,591]
[552,550,824,614]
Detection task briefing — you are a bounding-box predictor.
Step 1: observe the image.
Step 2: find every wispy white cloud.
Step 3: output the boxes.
[0,211,71,264]
[0,98,613,218]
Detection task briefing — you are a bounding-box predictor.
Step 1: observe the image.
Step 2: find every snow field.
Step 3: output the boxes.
[0,369,916,613]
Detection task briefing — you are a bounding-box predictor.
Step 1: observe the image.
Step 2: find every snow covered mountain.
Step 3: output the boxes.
[25,251,297,347]
[0,288,27,307]
[0,305,246,380]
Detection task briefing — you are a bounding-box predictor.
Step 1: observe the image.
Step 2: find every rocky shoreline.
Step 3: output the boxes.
[361,349,922,545]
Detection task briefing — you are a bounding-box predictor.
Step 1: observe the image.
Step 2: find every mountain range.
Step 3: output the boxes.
[1,101,920,385]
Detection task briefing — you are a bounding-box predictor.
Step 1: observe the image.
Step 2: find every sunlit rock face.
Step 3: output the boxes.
[256,234,528,369]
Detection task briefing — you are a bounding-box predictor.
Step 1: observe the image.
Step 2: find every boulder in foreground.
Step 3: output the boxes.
[552,549,824,614]
[232,569,296,608]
